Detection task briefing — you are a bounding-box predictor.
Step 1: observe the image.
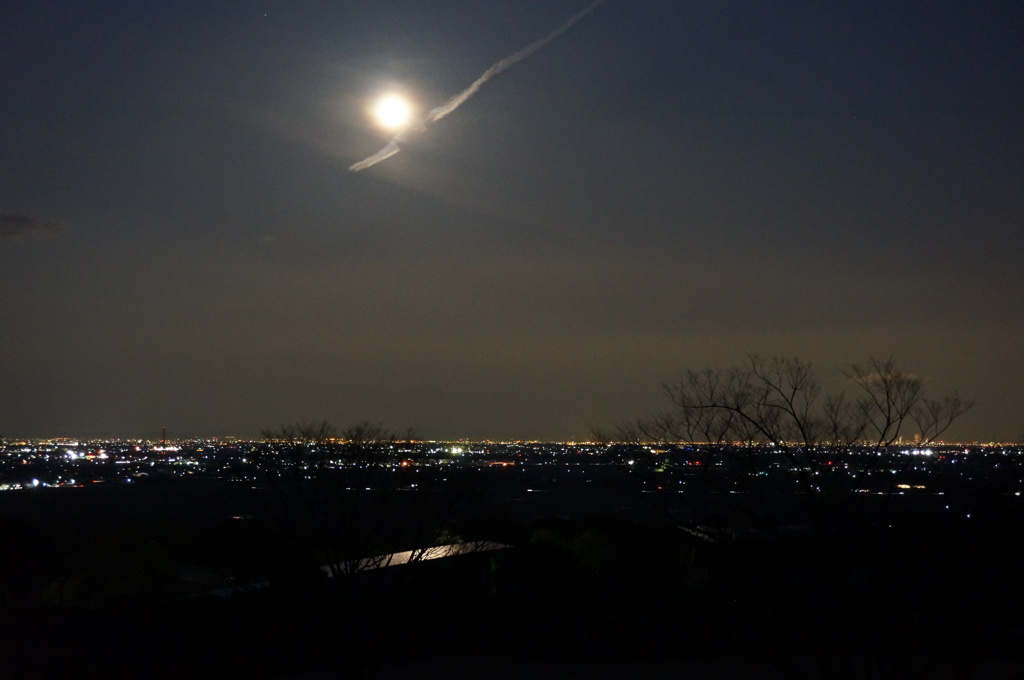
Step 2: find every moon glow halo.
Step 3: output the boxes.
[371,94,413,131]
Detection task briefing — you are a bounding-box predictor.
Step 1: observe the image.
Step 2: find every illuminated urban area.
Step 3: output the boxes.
[4,438,1024,509]
[4,434,1024,678]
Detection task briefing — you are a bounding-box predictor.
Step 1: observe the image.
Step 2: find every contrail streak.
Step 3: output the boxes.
[349,1,602,172]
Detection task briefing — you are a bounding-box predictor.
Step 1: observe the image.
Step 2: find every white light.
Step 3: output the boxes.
[371,94,413,131]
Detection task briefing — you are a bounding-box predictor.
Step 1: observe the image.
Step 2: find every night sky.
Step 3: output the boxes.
[2,1,1022,442]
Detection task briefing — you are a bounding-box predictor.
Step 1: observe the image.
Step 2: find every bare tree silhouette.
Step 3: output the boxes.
[598,355,973,534]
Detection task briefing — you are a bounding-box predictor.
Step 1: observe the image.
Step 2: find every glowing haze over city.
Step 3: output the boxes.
[2,1,1022,443]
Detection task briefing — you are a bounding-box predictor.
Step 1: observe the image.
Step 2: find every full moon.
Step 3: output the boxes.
[371,94,413,131]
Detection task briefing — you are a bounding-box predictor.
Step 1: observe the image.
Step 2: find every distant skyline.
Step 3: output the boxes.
[2,1,1022,442]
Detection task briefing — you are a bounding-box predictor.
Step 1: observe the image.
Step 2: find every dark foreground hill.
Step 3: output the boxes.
[2,477,1024,679]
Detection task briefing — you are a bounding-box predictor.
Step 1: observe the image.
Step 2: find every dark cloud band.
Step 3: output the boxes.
[0,214,65,241]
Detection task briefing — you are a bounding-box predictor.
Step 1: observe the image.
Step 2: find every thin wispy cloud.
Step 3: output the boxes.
[349,1,603,172]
